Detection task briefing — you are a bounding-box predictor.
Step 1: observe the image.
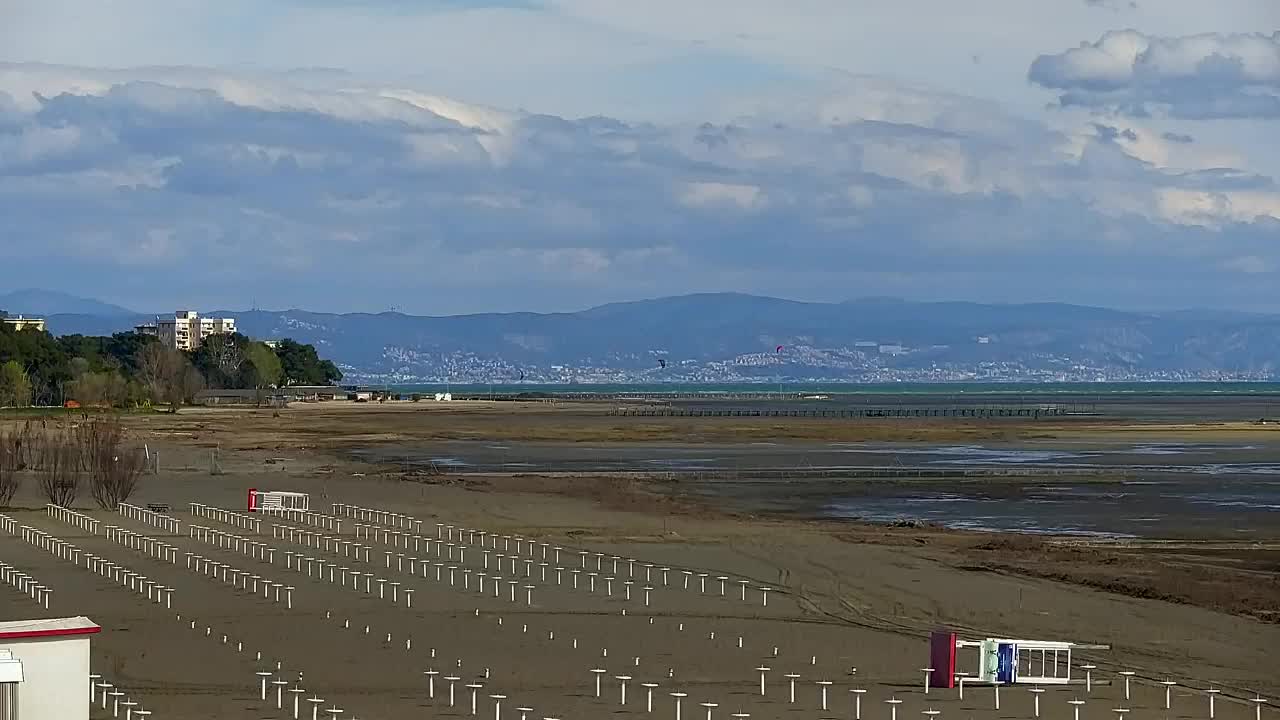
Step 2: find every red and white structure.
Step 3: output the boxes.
[929,630,1109,688]
[247,489,310,513]
[0,616,99,720]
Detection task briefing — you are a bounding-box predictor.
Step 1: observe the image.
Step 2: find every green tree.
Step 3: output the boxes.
[0,361,32,407]
[137,344,205,412]
[58,332,156,377]
[244,342,283,405]
[276,339,343,386]
[58,335,109,372]
[68,369,128,408]
[0,324,70,404]
[1,322,338,407]
[191,332,252,389]
[103,332,158,377]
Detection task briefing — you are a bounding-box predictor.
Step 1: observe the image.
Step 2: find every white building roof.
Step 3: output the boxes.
[0,616,100,641]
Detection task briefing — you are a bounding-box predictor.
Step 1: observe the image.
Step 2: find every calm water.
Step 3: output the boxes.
[385,381,1280,396]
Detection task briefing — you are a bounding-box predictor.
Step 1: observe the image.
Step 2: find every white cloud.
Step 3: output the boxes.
[1031,30,1280,118]
[1221,255,1272,274]
[681,181,765,210]
[0,62,1278,313]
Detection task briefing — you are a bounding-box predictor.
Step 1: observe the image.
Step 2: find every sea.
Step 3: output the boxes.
[359,380,1280,537]
[382,381,1280,396]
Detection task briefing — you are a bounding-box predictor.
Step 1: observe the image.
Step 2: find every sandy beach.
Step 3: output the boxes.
[1,401,1277,719]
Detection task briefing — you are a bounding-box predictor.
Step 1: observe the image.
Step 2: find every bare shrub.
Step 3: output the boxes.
[37,433,81,507]
[83,419,146,511]
[137,344,206,412]
[13,421,36,470]
[0,429,22,507]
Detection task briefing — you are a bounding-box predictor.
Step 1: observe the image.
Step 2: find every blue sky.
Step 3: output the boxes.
[1,1,1278,314]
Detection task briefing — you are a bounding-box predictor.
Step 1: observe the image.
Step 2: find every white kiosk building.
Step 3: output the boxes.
[0,617,99,720]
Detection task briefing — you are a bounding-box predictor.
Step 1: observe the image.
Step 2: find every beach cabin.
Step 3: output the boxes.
[247,488,310,513]
[0,616,99,720]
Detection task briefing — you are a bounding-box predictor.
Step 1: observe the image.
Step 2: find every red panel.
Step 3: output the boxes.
[929,631,958,688]
[247,488,257,512]
[0,626,101,641]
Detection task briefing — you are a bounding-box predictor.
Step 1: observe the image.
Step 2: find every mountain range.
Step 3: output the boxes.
[0,289,137,317]
[7,291,1280,382]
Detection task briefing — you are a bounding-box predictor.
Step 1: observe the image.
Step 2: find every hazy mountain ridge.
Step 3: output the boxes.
[0,289,137,317]
[24,293,1280,381]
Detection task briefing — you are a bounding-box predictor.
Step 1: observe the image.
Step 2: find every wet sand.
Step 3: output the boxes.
[354,436,1280,538]
[0,402,1277,719]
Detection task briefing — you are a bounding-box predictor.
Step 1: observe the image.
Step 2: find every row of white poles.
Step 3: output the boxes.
[331,502,420,532]
[0,560,51,609]
[47,503,100,533]
[189,502,261,533]
[273,522,549,608]
[253,670,331,720]
[262,519,746,720]
[252,522,565,716]
[259,506,342,533]
[313,516,757,611]
[333,503,775,607]
[118,502,181,534]
[104,525,179,564]
[3,512,328,718]
[273,524,374,562]
[88,673,154,720]
[0,513,173,609]
[183,551,295,609]
[189,524,274,562]
[320,505,876,720]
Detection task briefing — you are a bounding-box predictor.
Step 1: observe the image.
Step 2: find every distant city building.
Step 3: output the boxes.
[878,344,906,355]
[154,310,237,351]
[0,312,46,332]
[853,341,879,348]
[976,336,991,344]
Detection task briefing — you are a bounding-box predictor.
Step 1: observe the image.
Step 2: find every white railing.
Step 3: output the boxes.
[104,525,179,564]
[188,525,275,563]
[119,502,182,534]
[190,502,261,533]
[47,504,100,534]
[0,560,52,609]
[259,506,341,533]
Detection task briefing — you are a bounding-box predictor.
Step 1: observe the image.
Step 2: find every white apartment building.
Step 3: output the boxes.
[0,314,46,332]
[153,310,237,351]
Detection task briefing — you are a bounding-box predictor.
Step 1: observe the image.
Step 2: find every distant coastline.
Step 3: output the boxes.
[376,380,1280,396]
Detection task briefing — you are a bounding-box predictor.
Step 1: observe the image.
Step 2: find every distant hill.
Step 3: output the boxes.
[0,289,136,317]
[34,292,1280,381]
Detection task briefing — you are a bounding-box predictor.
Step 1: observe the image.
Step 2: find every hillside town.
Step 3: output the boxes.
[353,343,1267,385]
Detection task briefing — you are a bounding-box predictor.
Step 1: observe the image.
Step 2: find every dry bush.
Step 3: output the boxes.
[12,421,37,470]
[37,433,81,507]
[137,344,205,412]
[83,419,145,511]
[0,429,21,507]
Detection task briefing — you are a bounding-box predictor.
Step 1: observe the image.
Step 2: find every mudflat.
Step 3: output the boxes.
[1,401,1276,719]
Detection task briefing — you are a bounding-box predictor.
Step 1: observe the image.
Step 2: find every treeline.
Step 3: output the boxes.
[0,324,341,410]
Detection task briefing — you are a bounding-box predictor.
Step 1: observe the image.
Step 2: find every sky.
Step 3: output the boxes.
[1,1,1279,315]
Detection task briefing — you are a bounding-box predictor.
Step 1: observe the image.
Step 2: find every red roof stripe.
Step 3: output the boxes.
[0,626,101,641]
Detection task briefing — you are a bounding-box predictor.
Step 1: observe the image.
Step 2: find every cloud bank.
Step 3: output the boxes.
[1030,30,1280,118]
[0,62,1277,314]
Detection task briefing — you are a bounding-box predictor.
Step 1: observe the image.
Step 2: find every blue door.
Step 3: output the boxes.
[996,644,1017,684]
